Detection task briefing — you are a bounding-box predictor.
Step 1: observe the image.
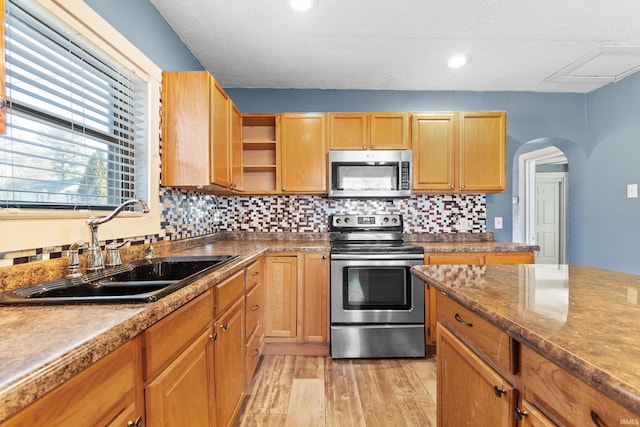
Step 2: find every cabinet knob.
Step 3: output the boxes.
[127,416,143,427]
[362,145,366,149]
[0,97,6,109]
[282,187,286,191]
[492,386,507,397]
[209,333,218,340]
[514,407,528,421]
[250,304,260,311]
[250,349,259,358]
[450,185,455,189]
[221,322,228,330]
[322,255,327,259]
[371,144,375,149]
[460,184,466,190]
[251,271,260,277]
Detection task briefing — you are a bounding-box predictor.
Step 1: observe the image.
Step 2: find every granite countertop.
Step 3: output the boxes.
[411,263,640,414]
[0,236,534,422]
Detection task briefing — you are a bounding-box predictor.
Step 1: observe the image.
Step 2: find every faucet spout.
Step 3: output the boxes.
[86,199,150,272]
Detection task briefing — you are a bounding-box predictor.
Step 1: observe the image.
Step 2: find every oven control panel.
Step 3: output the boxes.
[329,214,403,230]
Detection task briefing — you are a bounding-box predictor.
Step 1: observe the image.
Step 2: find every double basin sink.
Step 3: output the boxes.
[0,255,239,305]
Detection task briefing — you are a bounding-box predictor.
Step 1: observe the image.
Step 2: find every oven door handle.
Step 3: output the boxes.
[330,253,424,261]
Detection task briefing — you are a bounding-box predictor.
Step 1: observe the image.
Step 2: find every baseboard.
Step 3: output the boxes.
[262,342,329,356]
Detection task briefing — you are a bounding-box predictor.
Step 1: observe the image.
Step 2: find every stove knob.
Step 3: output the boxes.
[392,217,398,224]
[335,218,341,224]
[383,217,389,223]
[344,217,350,223]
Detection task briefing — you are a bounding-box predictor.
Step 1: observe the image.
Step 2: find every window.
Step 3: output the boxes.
[0,0,149,210]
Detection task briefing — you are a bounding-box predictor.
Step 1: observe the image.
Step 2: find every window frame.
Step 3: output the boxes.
[0,0,161,252]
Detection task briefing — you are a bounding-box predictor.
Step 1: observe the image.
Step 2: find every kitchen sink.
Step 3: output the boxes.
[0,255,240,305]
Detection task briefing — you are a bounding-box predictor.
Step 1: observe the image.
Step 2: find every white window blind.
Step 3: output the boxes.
[0,0,149,210]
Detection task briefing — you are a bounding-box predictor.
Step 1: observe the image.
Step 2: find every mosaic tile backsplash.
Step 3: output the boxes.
[3,187,486,266]
[159,187,486,238]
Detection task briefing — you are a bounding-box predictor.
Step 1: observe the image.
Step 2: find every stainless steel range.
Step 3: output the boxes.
[329,214,426,358]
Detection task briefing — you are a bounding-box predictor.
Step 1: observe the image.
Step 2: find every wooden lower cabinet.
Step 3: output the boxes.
[143,290,215,426]
[214,296,246,427]
[264,252,330,354]
[2,338,144,426]
[302,252,329,343]
[437,324,516,427]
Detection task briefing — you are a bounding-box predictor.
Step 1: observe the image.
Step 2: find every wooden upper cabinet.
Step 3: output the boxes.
[369,112,410,149]
[411,111,506,193]
[161,71,233,189]
[460,111,506,192]
[161,71,211,186]
[230,102,244,191]
[211,77,231,188]
[280,113,327,193]
[0,0,5,135]
[328,112,409,150]
[412,113,458,191]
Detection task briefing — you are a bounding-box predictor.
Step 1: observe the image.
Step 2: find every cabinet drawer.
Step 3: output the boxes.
[485,251,534,264]
[437,293,516,381]
[215,270,245,317]
[246,281,264,336]
[246,258,264,290]
[246,322,262,384]
[520,346,636,426]
[428,253,485,264]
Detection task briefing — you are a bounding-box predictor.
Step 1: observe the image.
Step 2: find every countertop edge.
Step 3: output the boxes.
[412,268,640,415]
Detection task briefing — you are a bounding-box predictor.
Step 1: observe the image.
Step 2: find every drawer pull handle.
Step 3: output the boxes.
[454,313,473,327]
[127,416,143,427]
[514,407,528,421]
[250,349,259,357]
[591,410,603,427]
[250,304,260,311]
[492,386,506,397]
[221,323,228,330]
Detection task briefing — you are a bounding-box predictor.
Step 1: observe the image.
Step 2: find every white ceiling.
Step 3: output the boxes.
[149,0,640,93]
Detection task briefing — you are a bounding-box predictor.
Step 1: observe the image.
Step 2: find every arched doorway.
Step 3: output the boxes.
[513,142,572,264]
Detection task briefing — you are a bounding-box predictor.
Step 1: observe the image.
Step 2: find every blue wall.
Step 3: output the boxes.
[84,0,203,70]
[86,1,640,274]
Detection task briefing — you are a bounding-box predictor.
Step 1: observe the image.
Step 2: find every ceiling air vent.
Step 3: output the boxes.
[546,44,640,84]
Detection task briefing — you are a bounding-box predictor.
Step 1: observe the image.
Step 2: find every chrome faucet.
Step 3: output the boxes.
[86,199,150,272]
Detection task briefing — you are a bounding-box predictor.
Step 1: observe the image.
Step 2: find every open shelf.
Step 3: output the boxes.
[242,115,278,192]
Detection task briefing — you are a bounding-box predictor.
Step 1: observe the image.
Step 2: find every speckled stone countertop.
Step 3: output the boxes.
[411,263,640,415]
[0,234,535,422]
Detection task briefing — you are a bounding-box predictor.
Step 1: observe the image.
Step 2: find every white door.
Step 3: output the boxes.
[535,175,563,264]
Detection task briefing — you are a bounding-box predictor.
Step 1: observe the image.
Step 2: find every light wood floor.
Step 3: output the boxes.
[234,355,437,427]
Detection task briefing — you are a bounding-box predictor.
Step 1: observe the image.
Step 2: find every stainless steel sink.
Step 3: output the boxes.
[0,255,239,305]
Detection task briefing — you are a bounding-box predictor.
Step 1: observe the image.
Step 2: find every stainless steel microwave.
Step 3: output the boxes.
[328,150,412,198]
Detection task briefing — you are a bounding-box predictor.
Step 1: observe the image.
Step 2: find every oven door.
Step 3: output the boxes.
[330,256,424,324]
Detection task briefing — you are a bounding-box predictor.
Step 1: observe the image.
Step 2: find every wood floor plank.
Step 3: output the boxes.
[325,359,367,427]
[405,358,437,403]
[293,356,325,379]
[285,379,326,427]
[352,359,408,426]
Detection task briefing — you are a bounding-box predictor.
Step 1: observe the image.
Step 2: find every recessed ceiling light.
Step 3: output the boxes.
[448,54,472,69]
[290,0,318,12]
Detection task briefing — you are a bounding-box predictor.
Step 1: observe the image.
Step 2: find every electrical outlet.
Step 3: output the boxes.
[494,217,503,229]
[627,184,638,198]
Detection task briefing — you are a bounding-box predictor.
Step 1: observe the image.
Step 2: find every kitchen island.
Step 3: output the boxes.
[411,263,640,424]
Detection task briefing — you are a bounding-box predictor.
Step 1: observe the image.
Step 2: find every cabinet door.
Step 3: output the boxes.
[517,400,557,427]
[437,324,516,427]
[214,297,246,427]
[211,77,231,187]
[370,112,409,149]
[145,330,214,427]
[230,101,243,191]
[303,252,329,343]
[460,111,506,192]
[161,71,211,186]
[327,113,368,150]
[280,113,327,192]
[265,256,298,338]
[412,113,458,191]
[2,339,143,427]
